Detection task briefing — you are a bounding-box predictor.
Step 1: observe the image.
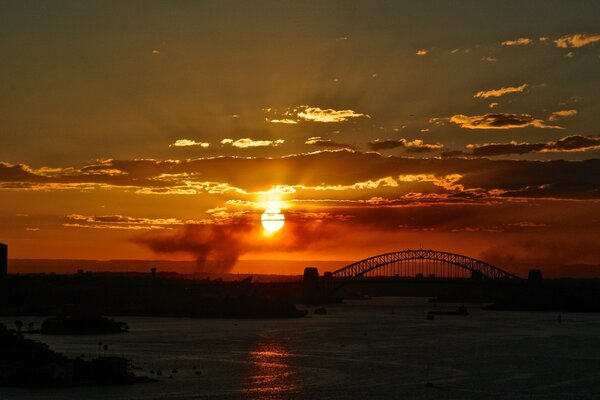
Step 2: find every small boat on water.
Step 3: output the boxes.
[427,305,469,320]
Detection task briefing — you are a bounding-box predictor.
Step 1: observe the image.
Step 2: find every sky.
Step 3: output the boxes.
[1,1,599,274]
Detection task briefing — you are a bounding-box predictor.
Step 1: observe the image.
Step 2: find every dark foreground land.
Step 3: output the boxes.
[337,276,600,312]
[0,323,151,387]
[0,274,308,318]
[2,272,600,319]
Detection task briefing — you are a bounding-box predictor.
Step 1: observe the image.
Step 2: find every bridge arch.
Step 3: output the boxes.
[328,249,518,281]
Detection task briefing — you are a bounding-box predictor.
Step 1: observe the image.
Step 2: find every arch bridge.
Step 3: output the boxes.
[327,249,518,281]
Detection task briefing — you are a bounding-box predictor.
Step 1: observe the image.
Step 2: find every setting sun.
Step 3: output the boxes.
[261,206,285,233]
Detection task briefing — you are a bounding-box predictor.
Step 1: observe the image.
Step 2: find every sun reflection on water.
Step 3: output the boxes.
[246,341,298,399]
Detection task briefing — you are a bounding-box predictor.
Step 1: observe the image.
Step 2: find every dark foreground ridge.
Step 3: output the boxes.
[4,269,600,316]
[0,323,152,387]
[41,314,129,335]
[0,274,307,318]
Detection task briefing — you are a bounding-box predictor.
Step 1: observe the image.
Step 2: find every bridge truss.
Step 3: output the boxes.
[328,249,518,280]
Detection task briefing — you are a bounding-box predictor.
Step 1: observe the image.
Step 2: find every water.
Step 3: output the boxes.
[2,297,600,399]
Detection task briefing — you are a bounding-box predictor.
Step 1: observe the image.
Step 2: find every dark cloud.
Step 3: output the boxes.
[368,139,443,152]
[305,137,352,149]
[471,143,545,157]
[440,150,468,158]
[1,150,599,200]
[0,162,43,182]
[469,135,600,157]
[450,113,563,129]
[551,135,600,151]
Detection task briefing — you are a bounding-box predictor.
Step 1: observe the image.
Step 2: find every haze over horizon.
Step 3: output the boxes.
[1,1,599,275]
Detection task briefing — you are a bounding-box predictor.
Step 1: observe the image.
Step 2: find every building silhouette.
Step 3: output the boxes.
[0,242,7,277]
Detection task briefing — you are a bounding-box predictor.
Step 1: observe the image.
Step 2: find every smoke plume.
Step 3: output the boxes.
[133,216,340,273]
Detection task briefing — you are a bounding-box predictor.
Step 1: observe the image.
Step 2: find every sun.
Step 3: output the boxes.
[261,206,285,233]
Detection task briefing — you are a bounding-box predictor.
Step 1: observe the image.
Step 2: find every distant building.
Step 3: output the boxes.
[0,242,7,277]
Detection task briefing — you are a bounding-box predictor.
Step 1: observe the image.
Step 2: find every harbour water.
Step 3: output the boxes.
[2,297,600,399]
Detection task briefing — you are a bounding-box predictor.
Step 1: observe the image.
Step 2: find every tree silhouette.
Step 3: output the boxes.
[14,320,23,332]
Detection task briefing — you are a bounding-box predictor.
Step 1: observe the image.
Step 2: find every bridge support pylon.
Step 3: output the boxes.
[302,267,320,304]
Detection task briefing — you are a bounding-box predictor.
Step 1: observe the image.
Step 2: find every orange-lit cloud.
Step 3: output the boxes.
[297,107,369,123]
[554,33,600,48]
[548,109,577,121]
[221,138,285,148]
[416,49,429,56]
[266,118,298,124]
[1,150,599,201]
[305,137,351,148]
[501,38,533,46]
[474,84,528,99]
[170,139,210,148]
[68,214,190,225]
[265,106,370,124]
[450,113,563,129]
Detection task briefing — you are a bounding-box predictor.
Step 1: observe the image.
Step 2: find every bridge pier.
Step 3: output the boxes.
[302,267,320,304]
[528,269,543,285]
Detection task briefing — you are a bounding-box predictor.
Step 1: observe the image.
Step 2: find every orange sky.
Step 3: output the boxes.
[1,2,599,275]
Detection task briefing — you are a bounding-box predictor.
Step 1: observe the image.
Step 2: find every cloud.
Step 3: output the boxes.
[416,49,429,56]
[481,56,498,62]
[449,113,563,130]
[368,139,443,152]
[63,214,200,230]
[428,117,447,127]
[1,150,599,200]
[474,84,527,99]
[440,150,468,158]
[548,109,577,121]
[265,106,369,124]
[544,135,600,152]
[221,138,285,148]
[554,33,600,48]
[305,137,351,149]
[501,38,533,46]
[296,107,369,123]
[467,135,600,157]
[266,118,298,124]
[468,142,545,157]
[170,139,210,148]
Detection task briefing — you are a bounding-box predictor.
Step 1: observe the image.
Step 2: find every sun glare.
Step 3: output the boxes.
[261,205,285,233]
